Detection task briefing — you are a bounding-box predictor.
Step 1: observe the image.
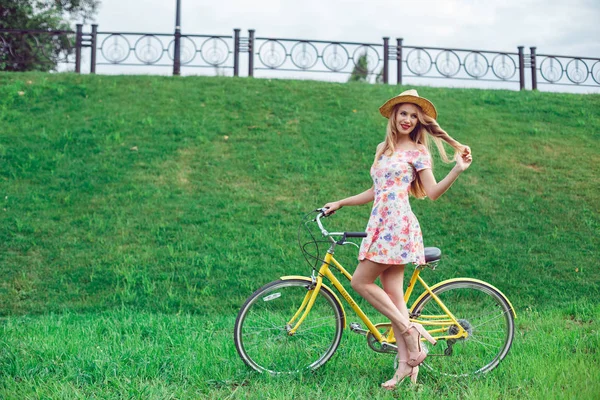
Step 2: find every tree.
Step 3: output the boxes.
[348,52,369,82]
[0,1,100,71]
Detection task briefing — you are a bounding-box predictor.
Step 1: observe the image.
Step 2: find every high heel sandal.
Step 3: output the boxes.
[400,322,437,367]
[381,364,419,390]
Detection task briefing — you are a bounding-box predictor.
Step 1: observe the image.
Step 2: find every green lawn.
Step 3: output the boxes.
[0,72,599,398]
[1,306,598,399]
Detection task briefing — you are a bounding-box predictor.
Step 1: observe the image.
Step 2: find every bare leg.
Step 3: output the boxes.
[380,265,418,386]
[380,265,409,360]
[351,260,421,359]
[351,259,411,332]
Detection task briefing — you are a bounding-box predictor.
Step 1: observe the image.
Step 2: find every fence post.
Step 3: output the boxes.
[383,37,389,84]
[530,46,537,90]
[173,30,181,75]
[90,24,98,74]
[396,38,403,85]
[518,46,525,90]
[75,24,83,73]
[233,28,240,77]
[173,0,182,76]
[248,29,255,77]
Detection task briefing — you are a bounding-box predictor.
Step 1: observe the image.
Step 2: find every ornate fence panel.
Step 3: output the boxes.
[95,30,235,74]
[0,28,77,72]
[399,45,523,88]
[249,35,387,83]
[3,25,599,92]
[532,50,600,89]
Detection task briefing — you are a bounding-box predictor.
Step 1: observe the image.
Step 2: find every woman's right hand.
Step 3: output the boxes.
[322,201,342,215]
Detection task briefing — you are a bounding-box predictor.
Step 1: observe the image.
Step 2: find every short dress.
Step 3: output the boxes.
[358,146,432,265]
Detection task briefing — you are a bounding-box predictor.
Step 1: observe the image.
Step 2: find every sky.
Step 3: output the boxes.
[80,0,600,93]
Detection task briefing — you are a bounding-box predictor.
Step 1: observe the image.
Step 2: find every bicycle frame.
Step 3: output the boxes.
[285,251,470,344]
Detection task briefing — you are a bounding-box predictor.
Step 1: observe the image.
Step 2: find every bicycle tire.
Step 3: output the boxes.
[410,279,515,377]
[234,278,345,374]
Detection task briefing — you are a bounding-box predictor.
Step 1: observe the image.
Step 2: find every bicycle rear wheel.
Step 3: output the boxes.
[234,279,344,374]
[410,280,515,377]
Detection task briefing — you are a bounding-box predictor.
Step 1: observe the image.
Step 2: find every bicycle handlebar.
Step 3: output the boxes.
[314,208,367,243]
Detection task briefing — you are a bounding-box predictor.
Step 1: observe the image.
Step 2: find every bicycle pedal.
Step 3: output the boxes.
[349,322,368,336]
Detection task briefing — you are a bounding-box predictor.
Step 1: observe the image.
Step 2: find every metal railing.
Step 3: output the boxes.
[531,48,600,88]
[1,26,598,91]
[251,35,385,78]
[398,45,521,86]
[96,31,235,72]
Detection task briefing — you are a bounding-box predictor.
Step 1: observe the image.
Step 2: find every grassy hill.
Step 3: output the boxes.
[0,72,598,398]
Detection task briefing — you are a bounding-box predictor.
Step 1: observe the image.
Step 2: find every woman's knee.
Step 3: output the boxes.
[352,259,386,293]
[351,277,365,293]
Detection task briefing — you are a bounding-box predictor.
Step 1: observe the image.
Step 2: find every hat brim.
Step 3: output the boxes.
[379,95,438,120]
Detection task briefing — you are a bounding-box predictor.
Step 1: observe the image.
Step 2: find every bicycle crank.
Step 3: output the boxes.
[349,322,368,336]
[366,323,397,353]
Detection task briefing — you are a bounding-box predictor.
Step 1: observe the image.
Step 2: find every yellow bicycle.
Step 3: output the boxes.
[234,209,516,376]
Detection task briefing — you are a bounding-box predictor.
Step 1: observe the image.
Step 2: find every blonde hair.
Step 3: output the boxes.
[374,103,467,199]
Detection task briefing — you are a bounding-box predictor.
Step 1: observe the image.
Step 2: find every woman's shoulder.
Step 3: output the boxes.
[415,144,430,154]
[407,144,431,164]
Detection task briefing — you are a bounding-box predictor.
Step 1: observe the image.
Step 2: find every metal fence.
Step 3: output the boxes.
[97,31,236,71]
[252,36,384,77]
[533,49,600,88]
[399,45,522,86]
[1,25,599,91]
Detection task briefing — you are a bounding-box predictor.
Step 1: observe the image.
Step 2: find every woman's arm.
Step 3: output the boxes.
[339,186,375,206]
[323,186,374,215]
[419,151,472,201]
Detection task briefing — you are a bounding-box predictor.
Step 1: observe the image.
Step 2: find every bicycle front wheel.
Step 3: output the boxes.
[234,278,344,374]
[411,279,515,377]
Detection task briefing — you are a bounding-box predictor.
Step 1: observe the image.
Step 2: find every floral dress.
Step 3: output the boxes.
[358,146,432,265]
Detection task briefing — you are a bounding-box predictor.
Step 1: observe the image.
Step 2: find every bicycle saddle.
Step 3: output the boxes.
[424,247,442,263]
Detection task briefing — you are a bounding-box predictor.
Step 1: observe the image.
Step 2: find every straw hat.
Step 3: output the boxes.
[379,89,438,120]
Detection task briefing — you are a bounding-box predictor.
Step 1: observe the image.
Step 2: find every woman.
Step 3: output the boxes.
[323,89,472,389]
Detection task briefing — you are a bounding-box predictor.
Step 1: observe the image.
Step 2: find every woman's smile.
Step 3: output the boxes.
[395,104,419,134]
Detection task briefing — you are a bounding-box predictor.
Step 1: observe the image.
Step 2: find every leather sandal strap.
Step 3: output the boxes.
[398,322,413,335]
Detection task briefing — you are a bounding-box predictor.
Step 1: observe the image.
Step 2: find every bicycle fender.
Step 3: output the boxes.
[280,275,347,329]
[411,278,517,318]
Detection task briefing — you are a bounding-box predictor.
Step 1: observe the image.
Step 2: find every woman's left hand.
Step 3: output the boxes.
[460,145,471,157]
[454,149,472,172]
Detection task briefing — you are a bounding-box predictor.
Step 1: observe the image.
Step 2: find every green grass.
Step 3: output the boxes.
[1,304,598,399]
[0,72,599,398]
